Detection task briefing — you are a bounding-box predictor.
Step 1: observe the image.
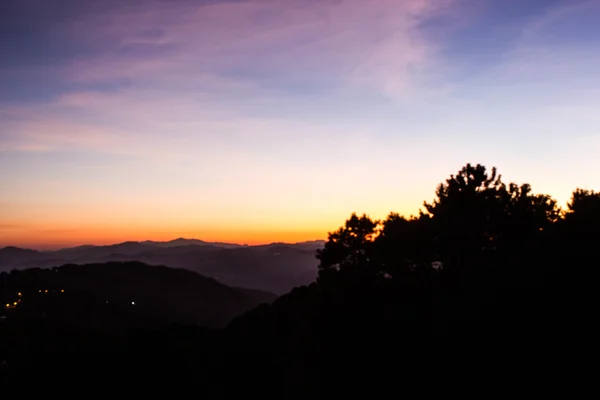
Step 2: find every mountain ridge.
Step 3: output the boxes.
[0,239,326,294]
[6,238,326,252]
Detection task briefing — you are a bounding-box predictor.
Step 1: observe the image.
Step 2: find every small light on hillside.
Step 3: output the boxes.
[17,292,22,297]
[44,290,48,293]
[38,290,42,293]
[13,302,17,306]
[61,289,64,293]
[131,301,135,306]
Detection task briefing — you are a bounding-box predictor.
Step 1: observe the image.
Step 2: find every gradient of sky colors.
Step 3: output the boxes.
[1,0,599,249]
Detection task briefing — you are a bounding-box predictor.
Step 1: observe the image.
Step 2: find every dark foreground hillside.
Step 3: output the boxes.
[0,262,275,329]
[1,164,598,396]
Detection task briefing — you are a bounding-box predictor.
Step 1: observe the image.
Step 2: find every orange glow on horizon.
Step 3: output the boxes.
[0,202,419,250]
[0,187,577,251]
[0,225,332,250]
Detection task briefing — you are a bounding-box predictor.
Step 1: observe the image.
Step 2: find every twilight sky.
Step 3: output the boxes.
[1,0,599,249]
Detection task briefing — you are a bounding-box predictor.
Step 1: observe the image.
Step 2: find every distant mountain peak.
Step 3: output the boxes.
[141,238,214,248]
[168,238,206,244]
[1,246,39,253]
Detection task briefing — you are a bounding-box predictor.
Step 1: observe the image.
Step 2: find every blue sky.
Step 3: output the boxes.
[1,0,599,248]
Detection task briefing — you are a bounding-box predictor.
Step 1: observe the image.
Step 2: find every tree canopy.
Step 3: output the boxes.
[315,163,575,282]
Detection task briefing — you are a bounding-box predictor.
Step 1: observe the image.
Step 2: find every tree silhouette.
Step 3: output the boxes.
[564,189,600,237]
[559,189,600,278]
[422,164,507,271]
[375,212,434,278]
[316,213,379,282]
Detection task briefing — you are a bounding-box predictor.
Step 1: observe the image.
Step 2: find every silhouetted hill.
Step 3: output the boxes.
[181,245,319,294]
[142,238,243,248]
[1,262,276,329]
[0,247,63,272]
[0,247,43,265]
[52,241,157,259]
[0,239,325,293]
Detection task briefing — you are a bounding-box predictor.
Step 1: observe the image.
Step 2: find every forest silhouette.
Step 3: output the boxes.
[2,163,599,395]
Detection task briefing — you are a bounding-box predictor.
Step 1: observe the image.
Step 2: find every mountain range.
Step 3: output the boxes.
[0,238,325,294]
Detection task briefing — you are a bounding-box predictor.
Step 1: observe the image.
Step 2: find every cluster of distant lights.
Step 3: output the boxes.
[5,290,136,309]
[5,290,66,309]
[4,292,25,309]
[38,289,65,293]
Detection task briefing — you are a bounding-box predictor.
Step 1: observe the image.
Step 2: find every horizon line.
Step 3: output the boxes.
[1,237,327,252]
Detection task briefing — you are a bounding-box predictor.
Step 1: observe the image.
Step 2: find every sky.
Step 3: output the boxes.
[1,0,599,249]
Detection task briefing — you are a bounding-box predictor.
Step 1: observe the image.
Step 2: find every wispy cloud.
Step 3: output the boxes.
[1,0,455,157]
[61,0,450,99]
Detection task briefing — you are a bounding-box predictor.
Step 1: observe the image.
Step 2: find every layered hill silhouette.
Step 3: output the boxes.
[1,261,275,329]
[0,239,325,294]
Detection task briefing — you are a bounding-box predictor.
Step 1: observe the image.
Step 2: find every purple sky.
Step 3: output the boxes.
[1,0,599,248]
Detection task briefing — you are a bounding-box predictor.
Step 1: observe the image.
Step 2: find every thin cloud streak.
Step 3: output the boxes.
[62,0,450,99]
